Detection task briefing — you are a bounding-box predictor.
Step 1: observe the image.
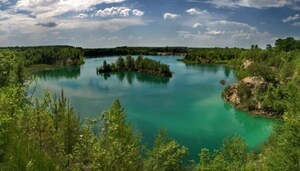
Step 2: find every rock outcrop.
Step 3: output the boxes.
[241,60,253,69]
[223,76,270,116]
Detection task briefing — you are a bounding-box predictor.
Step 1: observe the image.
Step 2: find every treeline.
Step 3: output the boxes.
[183,37,300,65]
[182,47,244,64]
[83,46,187,57]
[97,55,172,77]
[0,46,84,67]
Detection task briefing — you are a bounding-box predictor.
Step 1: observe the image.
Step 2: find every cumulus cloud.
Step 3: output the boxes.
[186,8,208,15]
[193,23,202,28]
[207,0,294,9]
[36,22,58,28]
[95,7,144,17]
[132,9,144,16]
[163,12,180,20]
[282,14,300,23]
[14,0,125,19]
[95,7,131,17]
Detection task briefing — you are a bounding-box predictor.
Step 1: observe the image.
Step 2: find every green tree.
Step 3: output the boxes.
[196,148,212,170]
[275,37,296,52]
[116,56,125,70]
[125,55,135,71]
[98,99,142,171]
[144,129,188,171]
[0,52,14,87]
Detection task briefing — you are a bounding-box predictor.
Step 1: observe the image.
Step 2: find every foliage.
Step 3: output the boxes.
[196,135,248,171]
[182,47,244,65]
[97,55,172,77]
[0,46,84,68]
[83,46,188,57]
[264,114,300,170]
[144,129,188,171]
[97,99,143,171]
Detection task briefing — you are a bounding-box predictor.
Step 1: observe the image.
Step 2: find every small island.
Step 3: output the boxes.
[96,55,172,77]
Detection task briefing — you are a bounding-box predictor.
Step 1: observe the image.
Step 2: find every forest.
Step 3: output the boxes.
[0,38,300,170]
[96,55,172,77]
[0,46,84,68]
[83,46,187,57]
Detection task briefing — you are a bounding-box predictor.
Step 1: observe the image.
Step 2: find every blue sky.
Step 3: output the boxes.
[0,0,300,48]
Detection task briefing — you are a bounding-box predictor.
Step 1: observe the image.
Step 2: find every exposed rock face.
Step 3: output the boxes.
[223,76,270,116]
[241,76,267,92]
[241,60,253,69]
[224,84,240,105]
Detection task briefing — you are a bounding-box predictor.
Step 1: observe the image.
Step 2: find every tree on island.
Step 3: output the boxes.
[96,55,172,78]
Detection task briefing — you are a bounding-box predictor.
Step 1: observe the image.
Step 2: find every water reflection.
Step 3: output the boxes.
[185,63,222,74]
[224,67,231,78]
[34,66,81,80]
[97,72,170,85]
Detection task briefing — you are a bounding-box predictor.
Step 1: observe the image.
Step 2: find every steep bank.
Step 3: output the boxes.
[222,76,273,116]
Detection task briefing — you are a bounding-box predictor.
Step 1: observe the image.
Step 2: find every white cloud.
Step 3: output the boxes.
[0,0,149,47]
[57,18,148,31]
[163,12,180,20]
[95,7,144,17]
[282,14,300,23]
[74,13,89,19]
[186,8,208,15]
[193,23,202,28]
[292,22,300,26]
[15,0,125,19]
[206,30,224,36]
[207,20,256,31]
[208,0,294,9]
[132,9,144,16]
[177,19,274,48]
[95,7,131,17]
[182,7,223,28]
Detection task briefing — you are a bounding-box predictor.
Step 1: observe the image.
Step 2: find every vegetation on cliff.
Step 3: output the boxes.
[183,37,300,117]
[96,55,172,78]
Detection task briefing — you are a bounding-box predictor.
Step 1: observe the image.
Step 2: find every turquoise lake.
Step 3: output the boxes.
[31,56,276,160]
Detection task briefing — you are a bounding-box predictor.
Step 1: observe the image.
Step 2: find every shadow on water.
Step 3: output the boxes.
[34,66,81,80]
[97,72,170,85]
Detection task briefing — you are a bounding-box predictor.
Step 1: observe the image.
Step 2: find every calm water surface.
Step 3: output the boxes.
[31,56,276,160]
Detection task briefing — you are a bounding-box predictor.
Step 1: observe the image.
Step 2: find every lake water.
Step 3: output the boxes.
[31,56,275,160]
